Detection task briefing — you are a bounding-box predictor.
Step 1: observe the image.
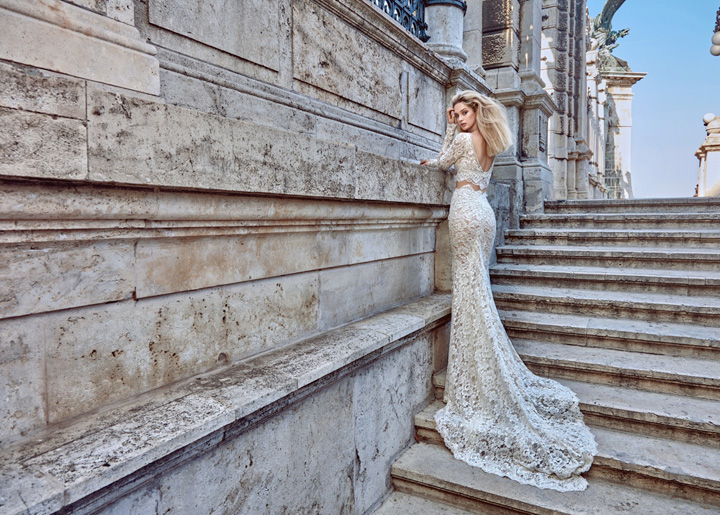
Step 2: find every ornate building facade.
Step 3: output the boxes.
[0,0,642,512]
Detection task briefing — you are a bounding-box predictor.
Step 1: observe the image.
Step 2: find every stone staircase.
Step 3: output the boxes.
[375,198,720,514]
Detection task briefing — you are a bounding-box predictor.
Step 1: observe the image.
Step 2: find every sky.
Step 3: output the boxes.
[586,0,720,198]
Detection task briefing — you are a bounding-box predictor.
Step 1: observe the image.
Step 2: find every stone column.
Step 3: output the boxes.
[462,0,485,75]
[519,0,555,213]
[0,0,159,95]
[696,114,720,197]
[603,71,645,199]
[541,0,571,199]
[426,0,468,61]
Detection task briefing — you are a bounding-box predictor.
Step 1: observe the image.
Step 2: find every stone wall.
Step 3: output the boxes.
[0,0,554,511]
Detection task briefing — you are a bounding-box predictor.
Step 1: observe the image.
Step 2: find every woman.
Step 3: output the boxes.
[421,90,596,492]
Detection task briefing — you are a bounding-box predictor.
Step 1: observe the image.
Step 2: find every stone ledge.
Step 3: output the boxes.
[0,292,451,515]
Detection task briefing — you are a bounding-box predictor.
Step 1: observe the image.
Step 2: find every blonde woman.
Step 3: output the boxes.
[421,90,596,491]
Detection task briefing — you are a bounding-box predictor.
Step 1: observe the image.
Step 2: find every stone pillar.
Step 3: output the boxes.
[0,0,159,95]
[541,0,571,199]
[462,0,485,75]
[696,114,720,197]
[482,0,523,227]
[426,0,468,61]
[519,0,555,213]
[586,44,608,198]
[603,71,645,199]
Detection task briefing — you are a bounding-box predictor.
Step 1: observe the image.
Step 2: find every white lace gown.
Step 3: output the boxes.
[427,124,597,492]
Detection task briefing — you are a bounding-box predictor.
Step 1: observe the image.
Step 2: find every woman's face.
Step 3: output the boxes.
[454,102,477,132]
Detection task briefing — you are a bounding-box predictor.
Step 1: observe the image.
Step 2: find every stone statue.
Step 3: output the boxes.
[589,0,631,71]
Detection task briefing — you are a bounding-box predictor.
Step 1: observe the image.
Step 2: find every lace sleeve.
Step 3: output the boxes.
[426,125,467,172]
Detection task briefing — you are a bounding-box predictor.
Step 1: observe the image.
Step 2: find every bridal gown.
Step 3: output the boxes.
[427,124,597,492]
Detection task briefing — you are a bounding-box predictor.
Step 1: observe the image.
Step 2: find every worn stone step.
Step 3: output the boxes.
[520,213,720,230]
[491,284,720,327]
[429,374,720,448]
[374,490,475,514]
[497,309,720,359]
[391,442,717,514]
[413,405,720,507]
[544,198,720,214]
[504,228,720,249]
[514,339,720,400]
[495,245,720,271]
[490,264,720,297]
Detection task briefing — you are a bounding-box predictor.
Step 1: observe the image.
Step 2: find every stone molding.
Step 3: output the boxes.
[0,0,159,95]
[159,56,441,153]
[0,180,448,245]
[0,178,447,320]
[0,293,451,515]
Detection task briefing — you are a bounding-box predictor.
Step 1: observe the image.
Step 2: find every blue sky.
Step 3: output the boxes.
[586,0,720,198]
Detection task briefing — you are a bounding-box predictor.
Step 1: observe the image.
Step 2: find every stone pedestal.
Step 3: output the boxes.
[0,0,159,95]
[696,114,720,197]
[604,71,646,199]
[426,0,468,61]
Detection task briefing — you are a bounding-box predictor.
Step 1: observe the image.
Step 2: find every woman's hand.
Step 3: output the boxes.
[446,108,457,125]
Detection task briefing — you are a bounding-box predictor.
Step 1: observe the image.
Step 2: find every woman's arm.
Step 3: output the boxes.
[422,124,466,171]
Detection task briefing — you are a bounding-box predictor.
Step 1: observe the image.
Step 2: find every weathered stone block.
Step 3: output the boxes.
[0,108,87,181]
[355,151,450,205]
[293,0,402,119]
[87,86,356,199]
[0,318,45,445]
[109,378,356,514]
[407,68,445,135]
[0,241,135,319]
[482,30,520,68]
[44,272,321,424]
[149,0,281,72]
[482,0,520,31]
[434,219,451,291]
[0,1,159,95]
[318,254,434,328]
[0,62,86,119]
[352,335,432,512]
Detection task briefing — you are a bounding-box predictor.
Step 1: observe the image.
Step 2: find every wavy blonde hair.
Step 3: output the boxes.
[451,90,513,157]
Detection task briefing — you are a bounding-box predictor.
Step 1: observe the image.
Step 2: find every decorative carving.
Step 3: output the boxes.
[589,0,631,71]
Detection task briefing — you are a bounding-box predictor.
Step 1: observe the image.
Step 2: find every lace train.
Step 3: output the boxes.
[434,187,597,492]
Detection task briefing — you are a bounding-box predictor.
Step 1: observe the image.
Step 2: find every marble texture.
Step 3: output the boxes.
[0,61,86,119]
[149,0,281,72]
[0,108,87,181]
[0,0,159,95]
[292,0,403,119]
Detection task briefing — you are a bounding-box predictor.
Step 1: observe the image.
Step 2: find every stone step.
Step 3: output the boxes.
[491,284,720,327]
[391,442,717,514]
[497,309,720,359]
[430,374,720,448]
[520,213,720,230]
[374,490,475,514]
[490,263,720,298]
[544,198,720,214]
[413,405,720,507]
[504,228,720,249]
[514,339,720,400]
[495,245,720,271]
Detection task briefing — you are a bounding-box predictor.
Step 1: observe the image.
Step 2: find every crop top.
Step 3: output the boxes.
[425,124,494,190]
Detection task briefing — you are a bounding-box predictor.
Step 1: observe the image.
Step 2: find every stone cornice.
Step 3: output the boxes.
[493,88,526,108]
[0,179,448,245]
[601,70,647,87]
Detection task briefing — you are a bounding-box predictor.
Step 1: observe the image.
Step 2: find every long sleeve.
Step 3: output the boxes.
[426,124,466,172]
